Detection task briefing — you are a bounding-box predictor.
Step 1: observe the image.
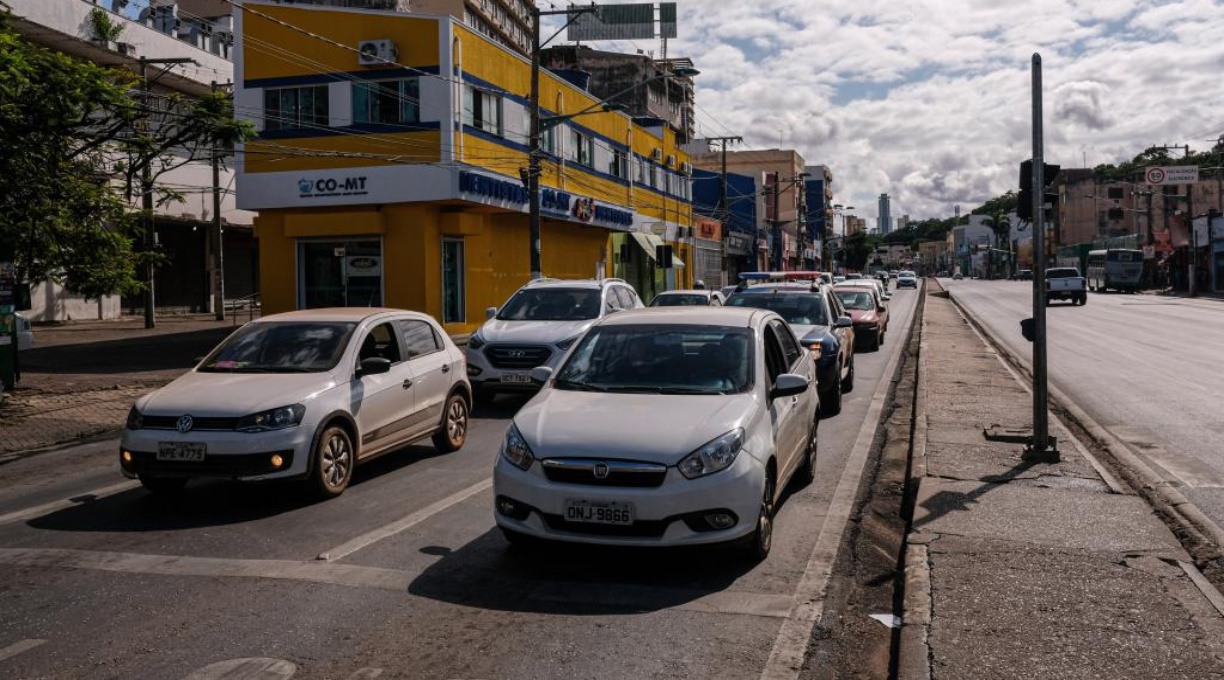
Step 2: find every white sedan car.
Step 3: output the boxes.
[493,307,820,560]
[121,308,471,498]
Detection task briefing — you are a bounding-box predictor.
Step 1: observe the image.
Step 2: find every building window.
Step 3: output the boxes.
[463,85,503,136]
[353,79,419,125]
[298,238,382,309]
[541,125,556,155]
[442,238,466,324]
[264,85,329,131]
[568,128,594,167]
[636,157,648,184]
[610,149,627,179]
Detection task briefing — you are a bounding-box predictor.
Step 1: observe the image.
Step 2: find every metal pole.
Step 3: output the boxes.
[141,57,156,329]
[1027,53,1057,462]
[1189,183,1197,297]
[211,81,226,321]
[528,6,542,280]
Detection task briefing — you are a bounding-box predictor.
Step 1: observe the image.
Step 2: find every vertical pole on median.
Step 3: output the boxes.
[211,81,226,322]
[528,5,543,280]
[1027,53,1058,463]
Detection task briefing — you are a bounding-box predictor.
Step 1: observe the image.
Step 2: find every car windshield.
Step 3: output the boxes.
[554,325,753,395]
[497,288,601,321]
[900,271,916,277]
[199,322,356,373]
[726,292,828,326]
[835,290,876,311]
[652,294,708,307]
[1048,268,1080,278]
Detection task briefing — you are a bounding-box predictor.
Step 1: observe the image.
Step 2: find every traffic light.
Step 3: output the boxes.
[1018,160,1061,221]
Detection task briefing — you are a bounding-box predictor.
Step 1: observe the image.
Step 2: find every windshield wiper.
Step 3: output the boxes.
[553,380,607,392]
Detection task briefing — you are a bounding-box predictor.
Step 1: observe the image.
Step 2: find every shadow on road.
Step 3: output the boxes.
[21,327,235,375]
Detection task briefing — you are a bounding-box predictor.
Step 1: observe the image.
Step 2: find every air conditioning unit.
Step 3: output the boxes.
[358,40,398,67]
[651,148,663,161]
[666,154,677,167]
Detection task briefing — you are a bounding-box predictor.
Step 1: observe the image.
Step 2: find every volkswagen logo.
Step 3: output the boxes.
[176,415,194,434]
[593,461,610,480]
[507,349,528,358]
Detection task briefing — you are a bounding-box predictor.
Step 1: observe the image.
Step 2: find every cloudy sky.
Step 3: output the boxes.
[564,0,1224,224]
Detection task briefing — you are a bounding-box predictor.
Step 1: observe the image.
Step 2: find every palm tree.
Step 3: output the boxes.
[983,211,1012,279]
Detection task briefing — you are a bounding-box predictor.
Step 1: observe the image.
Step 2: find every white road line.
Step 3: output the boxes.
[0,638,47,663]
[183,657,297,680]
[760,286,915,680]
[346,668,384,679]
[0,481,140,529]
[317,478,493,562]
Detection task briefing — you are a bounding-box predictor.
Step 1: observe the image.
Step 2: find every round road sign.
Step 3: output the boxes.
[1146,167,1166,185]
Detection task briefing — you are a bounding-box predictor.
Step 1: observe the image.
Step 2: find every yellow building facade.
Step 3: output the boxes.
[235,2,692,334]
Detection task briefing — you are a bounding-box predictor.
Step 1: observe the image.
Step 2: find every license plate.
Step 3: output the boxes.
[502,372,532,384]
[157,442,207,462]
[564,500,634,525]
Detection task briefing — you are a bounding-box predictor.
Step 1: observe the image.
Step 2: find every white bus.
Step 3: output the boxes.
[1086,249,1143,292]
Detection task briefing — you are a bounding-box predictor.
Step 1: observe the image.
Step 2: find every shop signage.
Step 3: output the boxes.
[298,175,370,199]
[346,255,382,277]
[572,197,595,222]
[459,171,528,204]
[458,172,634,228]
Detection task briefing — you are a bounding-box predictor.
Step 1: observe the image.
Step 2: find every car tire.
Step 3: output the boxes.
[842,355,855,393]
[798,417,819,487]
[1078,294,1088,306]
[821,371,843,416]
[311,425,355,500]
[432,392,469,453]
[870,329,881,352]
[740,472,775,562]
[139,475,187,496]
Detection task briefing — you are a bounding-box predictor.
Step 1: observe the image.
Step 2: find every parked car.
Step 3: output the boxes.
[120,308,471,498]
[952,271,964,280]
[834,286,889,351]
[1046,267,1088,306]
[845,273,864,280]
[832,275,847,284]
[725,283,854,415]
[839,277,890,302]
[15,313,33,351]
[889,270,900,278]
[897,271,918,289]
[493,307,820,560]
[467,278,643,405]
[1015,269,1033,281]
[650,290,724,307]
[719,285,740,300]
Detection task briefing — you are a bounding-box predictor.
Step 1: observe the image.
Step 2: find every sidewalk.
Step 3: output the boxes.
[901,285,1224,678]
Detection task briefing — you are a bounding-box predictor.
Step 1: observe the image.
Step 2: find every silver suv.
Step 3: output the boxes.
[467,278,643,404]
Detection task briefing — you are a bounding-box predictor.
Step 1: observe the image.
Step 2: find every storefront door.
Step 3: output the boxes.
[299,238,383,309]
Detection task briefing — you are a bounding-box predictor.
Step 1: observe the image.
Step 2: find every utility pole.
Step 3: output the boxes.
[771,172,782,271]
[211,81,227,321]
[707,136,742,220]
[1026,53,1058,463]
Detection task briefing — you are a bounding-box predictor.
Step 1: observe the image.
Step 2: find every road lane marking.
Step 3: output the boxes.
[0,639,46,663]
[183,657,297,679]
[760,283,916,680]
[346,668,384,679]
[0,481,140,528]
[317,478,493,562]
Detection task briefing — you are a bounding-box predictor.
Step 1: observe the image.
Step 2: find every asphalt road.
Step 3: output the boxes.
[943,280,1224,527]
[0,288,919,680]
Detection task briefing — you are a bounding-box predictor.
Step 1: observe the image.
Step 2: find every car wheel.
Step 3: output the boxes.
[798,417,819,487]
[1078,294,1088,306]
[870,329,882,352]
[311,425,355,499]
[741,473,775,562]
[432,392,469,453]
[820,368,843,416]
[842,355,856,393]
[139,475,187,496]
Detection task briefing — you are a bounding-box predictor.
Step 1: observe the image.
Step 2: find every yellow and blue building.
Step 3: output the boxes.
[235,2,693,333]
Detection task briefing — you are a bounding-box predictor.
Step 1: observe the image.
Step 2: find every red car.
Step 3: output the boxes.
[833,285,889,351]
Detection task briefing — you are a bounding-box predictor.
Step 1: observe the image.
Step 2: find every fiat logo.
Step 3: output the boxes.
[593,461,610,479]
[176,415,194,433]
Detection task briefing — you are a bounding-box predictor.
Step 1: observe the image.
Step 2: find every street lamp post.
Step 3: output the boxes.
[767,172,810,271]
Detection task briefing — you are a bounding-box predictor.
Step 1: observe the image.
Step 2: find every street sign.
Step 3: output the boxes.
[1145,165,1199,186]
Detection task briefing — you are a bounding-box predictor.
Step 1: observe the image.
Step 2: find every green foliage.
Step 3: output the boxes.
[0,14,253,297]
[88,8,125,43]
[971,190,1018,216]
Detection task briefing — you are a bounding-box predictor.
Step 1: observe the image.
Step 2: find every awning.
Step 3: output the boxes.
[630,232,660,261]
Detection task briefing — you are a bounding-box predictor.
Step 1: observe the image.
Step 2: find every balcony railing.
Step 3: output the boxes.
[87,0,233,60]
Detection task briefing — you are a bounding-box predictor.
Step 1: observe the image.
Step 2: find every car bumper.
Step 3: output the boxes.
[467,346,568,393]
[119,426,315,481]
[492,451,765,547]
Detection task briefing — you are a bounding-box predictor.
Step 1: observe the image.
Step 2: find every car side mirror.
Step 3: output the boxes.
[834,315,853,329]
[529,366,554,385]
[877,305,887,313]
[771,373,809,400]
[485,307,498,320]
[357,357,392,377]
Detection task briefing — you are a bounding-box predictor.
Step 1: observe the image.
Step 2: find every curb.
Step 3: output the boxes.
[944,287,1224,576]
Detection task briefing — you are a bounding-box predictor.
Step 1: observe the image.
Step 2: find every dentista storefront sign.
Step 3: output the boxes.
[457,171,635,231]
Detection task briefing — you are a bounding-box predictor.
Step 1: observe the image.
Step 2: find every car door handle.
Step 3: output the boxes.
[402,379,413,390]
[441,364,450,374]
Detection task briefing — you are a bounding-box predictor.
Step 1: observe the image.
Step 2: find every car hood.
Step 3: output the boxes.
[478,319,596,346]
[137,370,337,417]
[514,389,759,465]
[847,310,878,323]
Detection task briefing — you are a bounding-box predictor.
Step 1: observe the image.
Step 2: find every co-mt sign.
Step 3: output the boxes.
[1145,165,1199,186]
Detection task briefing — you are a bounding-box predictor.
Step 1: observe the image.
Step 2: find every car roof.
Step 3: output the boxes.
[602,307,767,328]
[656,289,711,296]
[522,278,614,290]
[254,308,429,324]
[735,283,823,294]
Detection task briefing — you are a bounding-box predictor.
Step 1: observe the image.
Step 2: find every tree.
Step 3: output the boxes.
[982,211,1012,279]
[0,14,252,298]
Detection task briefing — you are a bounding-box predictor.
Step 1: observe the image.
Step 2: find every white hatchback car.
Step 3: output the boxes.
[493,307,820,560]
[121,308,471,498]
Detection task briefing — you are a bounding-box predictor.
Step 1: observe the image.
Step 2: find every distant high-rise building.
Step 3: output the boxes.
[292,0,533,55]
[878,193,892,234]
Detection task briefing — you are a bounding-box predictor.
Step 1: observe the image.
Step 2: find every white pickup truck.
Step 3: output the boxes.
[1046,267,1087,306]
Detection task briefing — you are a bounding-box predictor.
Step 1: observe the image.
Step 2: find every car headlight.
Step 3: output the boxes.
[236,404,306,432]
[501,423,535,471]
[125,406,142,430]
[678,429,744,480]
[468,331,486,350]
[556,334,581,350]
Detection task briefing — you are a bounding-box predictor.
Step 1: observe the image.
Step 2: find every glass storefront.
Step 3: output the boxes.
[442,238,465,323]
[299,238,383,309]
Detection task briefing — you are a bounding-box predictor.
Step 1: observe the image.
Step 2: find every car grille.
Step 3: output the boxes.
[484,344,552,369]
[140,415,240,431]
[541,459,669,488]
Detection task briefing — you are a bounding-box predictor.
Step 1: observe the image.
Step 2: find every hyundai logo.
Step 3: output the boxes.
[176,415,194,434]
[507,350,528,358]
[593,461,610,480]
